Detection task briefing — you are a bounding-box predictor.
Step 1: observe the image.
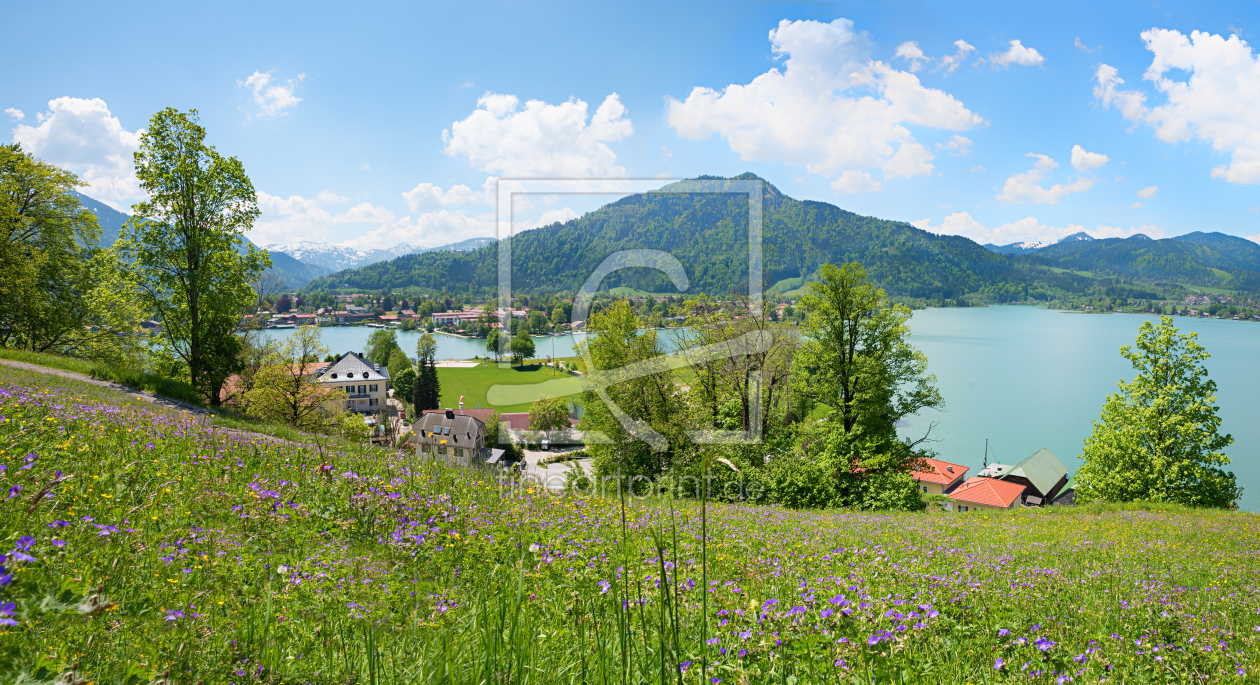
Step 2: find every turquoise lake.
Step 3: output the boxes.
[263,307,1260,511]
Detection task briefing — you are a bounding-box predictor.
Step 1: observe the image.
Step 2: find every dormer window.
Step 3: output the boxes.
[331,373,338,379]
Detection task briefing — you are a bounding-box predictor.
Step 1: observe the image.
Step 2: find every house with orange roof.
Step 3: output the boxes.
[911,458,968,495]
[947,476,1026,512]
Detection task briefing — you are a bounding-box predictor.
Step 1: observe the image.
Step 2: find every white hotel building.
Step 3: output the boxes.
[314,351,391,413]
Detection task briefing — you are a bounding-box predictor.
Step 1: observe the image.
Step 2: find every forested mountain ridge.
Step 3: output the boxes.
[304,173,1260,299]
[306,174,1035,300]
[1023,231,1260,290]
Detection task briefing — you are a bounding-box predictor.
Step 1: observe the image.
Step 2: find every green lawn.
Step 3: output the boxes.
[438,361,582,413]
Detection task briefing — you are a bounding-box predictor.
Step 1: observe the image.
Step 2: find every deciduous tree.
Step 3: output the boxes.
[116,109,270,404]
[1076,316,1240,508]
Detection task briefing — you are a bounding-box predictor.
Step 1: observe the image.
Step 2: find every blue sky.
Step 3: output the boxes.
[4,0,1259,250]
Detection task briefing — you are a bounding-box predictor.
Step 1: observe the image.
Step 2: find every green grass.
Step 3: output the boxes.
[768,276,804,293]
[1180,282,1240,295]
[3,364,1259,683]
[0,348,201,405]
[438,360,580,413]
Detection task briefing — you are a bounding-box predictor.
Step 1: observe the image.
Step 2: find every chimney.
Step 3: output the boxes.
[459,395,465,411]
[444,408,455,419]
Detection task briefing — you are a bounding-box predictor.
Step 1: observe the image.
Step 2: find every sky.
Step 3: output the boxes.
[4,0,1260,251]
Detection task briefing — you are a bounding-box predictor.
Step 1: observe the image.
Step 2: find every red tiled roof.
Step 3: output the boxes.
[948,476,1026,508]
[912,458,969,486]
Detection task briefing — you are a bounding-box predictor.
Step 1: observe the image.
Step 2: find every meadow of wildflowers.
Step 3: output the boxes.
[1,365,1258,684]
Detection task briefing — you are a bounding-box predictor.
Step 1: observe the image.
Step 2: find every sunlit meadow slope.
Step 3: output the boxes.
[1,365,1258,683]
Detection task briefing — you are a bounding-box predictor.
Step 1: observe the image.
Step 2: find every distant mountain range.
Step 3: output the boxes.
[72,192,494,289]
[985,230,1260,287]
[984,232,1096,255]
[265,237,495,271]
[306,173,1260,298]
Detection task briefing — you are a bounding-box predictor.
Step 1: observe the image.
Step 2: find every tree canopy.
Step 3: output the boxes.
[116,109,270,404]
[1075,317,1240,508]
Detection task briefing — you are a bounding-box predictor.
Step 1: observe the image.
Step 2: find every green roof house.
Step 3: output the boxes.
[981,448,1069,506]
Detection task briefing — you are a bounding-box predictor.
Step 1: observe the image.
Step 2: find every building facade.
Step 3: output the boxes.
[314,351,390,413]
[415,408,490,463]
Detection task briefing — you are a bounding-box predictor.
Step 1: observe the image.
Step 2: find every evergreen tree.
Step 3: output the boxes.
[413,333,440,411]
[1076,316,1241,508]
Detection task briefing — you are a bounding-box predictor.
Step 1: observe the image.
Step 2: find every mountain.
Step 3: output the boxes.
[984,231,1095,255]
[307,174,1025,300]
[267,237,495,271]
[73,191,130,247]
[306,173,1260,299]
[1006,230,1260,289]
[72,192,332,289]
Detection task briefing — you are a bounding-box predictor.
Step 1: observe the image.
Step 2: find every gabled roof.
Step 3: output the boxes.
[948,477,1026,508]
[314,351,390,383]
[416,410,487,447]
[912,458,968,486]
[1005,448,1068,496]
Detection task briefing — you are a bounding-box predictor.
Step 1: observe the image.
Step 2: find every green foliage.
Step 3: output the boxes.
[765,454,838,509]
[244,326,351,433]
[391,367,415,406]
[398,317,417,331]
[116,108,270,404]
[527,395,571,432]
[509,328,536,365]
[580,300,692,484]
[1076,316,1241,508]
[0,143,147,362]
[365,328,400,367]
[413,333,439,411]
[385,347,411,380]
[485,328,503,361]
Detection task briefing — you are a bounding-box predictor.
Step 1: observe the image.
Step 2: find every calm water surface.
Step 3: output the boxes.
[265,307,1260,510]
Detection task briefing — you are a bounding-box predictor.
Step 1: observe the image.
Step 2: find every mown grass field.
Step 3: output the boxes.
[438,361,577,413]
[1,364,1258,684]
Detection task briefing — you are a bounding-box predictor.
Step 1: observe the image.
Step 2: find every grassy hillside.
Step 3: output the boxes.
[2,365,1258,683]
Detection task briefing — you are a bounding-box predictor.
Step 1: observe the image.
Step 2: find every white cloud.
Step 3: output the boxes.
[12,97,143,209]
[997,153,1094,204]
[831,170,882,193]
[912,212,1083,245]
[4,108,23,121]
[239,71,304,118]
[1074,37,1100,54]
[1129,202,1143,209]
[1094,223,1165,239]
[1070,144,1109,170]
[970,165,985,173]
[443,92,632,177]
[894,41,928,72]
[667,18,984,193]
[936,40,976,74]
[1094,29,1260,185]
[937,134,972,157]
[1248,233,1260,243]
[988,39,1046,68]
[401,182,479,212]
[252,189,500,250]
[516,207,580,231]
[345,209,494,250]
[1137,185,1159,199]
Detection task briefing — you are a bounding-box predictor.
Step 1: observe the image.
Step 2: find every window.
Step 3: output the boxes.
[921,486,928,493]
[369,384,378,392]
[331,373,338,379]
[959,505,969,513]
[358,385,366,395]
[369,398,378,406]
